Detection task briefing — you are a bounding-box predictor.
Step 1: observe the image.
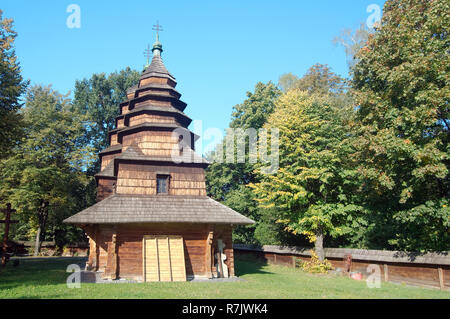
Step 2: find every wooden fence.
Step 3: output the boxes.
[233,244,450,291]
[17,241,88,256]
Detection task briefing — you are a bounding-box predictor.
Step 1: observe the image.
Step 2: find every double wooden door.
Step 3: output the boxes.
[143,235,187,282]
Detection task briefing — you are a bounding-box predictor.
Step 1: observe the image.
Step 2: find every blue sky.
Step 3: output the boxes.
[3,0,385,148]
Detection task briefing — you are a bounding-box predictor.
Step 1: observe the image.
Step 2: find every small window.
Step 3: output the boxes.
[156,175,169,194]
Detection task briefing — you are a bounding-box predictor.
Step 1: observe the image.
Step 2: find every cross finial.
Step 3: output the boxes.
[143,44,152,66]
[152,20,163,41]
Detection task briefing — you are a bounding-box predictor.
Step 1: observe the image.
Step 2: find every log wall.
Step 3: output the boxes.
[116,163,206,196]
[101,153,120,171]
[139,77,175,87]
[110,133,118,145]
[121,104,130,115]
[128,113,177,127]
[96,178,116,201]
[122,130,177,147]
[137,88,179,98]
[89,223,234,280]
[135,99,172,109]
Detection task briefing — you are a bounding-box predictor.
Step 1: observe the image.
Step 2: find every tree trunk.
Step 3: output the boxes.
[33,226,42,256]
[314,230,325,262]
[33,200,49,256]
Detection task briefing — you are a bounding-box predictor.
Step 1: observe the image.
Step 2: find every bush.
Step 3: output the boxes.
[299,250,333,274]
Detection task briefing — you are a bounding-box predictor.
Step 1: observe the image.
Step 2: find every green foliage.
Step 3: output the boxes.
[333,23,372,68]
[250,90,361,254]
[206,82,282,245]
[349,0,450,251]
[278,64,348,95]
[0,10,28,158]
[73,68,140,173]
[0,85,93,244]
[229,82,281,130]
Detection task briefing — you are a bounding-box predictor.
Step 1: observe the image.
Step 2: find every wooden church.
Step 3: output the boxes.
[64,29,254,281]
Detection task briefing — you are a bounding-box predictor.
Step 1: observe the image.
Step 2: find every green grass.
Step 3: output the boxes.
[0,256,448,299]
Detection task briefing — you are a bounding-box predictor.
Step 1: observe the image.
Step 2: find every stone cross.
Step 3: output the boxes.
[216,239,228,278]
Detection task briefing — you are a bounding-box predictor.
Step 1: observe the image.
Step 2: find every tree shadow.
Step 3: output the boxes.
[392,250,449,262]
[234,253,273,277]
[0,257,87,290]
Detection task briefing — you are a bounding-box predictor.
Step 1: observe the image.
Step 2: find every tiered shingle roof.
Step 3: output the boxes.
[64,35,254,226]
[64,194,254,225]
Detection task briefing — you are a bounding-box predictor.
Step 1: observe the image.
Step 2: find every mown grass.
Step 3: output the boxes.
[0,256,448,299]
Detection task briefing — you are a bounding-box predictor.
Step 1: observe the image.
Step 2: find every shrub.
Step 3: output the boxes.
[299,250,333,274]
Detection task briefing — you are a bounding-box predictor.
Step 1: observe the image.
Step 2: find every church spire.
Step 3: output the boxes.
[140,20,176,86]
[152,21,163,57]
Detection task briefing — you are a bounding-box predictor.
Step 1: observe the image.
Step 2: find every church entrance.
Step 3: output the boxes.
[143,235,187,282]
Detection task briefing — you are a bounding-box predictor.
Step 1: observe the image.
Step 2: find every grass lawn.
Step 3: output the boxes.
[0,256,449,299]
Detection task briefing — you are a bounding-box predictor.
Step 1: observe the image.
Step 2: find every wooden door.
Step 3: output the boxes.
[143,235,187,282]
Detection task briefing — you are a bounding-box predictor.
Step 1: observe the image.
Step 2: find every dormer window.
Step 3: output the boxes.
[156,175,169,194]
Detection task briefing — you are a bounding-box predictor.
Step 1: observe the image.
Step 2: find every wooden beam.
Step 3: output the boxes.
[110,233,118,280]
[438,267,444,290]
[205,229,214,279]
[384,264,389,282]
[86,225,98,271]
[104,230,118,280]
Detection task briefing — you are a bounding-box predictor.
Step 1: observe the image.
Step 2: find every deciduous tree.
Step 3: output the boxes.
[0,10,28,158]
[350,0,449,251]
[250,90,360,260]
[0,85,93,254]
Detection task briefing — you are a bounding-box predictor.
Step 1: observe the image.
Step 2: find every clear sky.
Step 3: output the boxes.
[2,0,385,147]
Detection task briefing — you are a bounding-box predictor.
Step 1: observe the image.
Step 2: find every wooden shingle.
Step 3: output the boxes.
[63,194,254,225]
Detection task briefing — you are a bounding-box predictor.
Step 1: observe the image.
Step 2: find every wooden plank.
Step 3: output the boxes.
[205,229,213,279]
[143,235,186,282]
[169,236,187,282]
[87,225,98,271]
[438,267,444,290]
[144,236,160,282]
[103,232,118,279]
[384,264,389,282]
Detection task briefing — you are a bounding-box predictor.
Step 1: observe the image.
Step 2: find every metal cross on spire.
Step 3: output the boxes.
[152,20,163,41]
[143,44,152,66]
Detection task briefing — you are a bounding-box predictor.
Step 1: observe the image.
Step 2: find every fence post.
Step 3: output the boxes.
[438,267,444,290]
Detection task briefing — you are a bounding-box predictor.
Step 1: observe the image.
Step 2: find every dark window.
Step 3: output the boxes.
[156,175,169,194]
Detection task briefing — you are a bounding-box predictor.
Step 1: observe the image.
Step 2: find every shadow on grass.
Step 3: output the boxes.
[234,254,272,277]
[0,257,87,290]
[0,255,270,290]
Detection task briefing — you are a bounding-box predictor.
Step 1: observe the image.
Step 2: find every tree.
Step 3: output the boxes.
[0,10,28,158]
[0,85,93,254]
[350,0,449,251]
[250,90,360,260]
[73,68,140,173]
[278,72,298,92]
[333,23,371,68]
[206,82,282,244]
[278,64,348,95]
